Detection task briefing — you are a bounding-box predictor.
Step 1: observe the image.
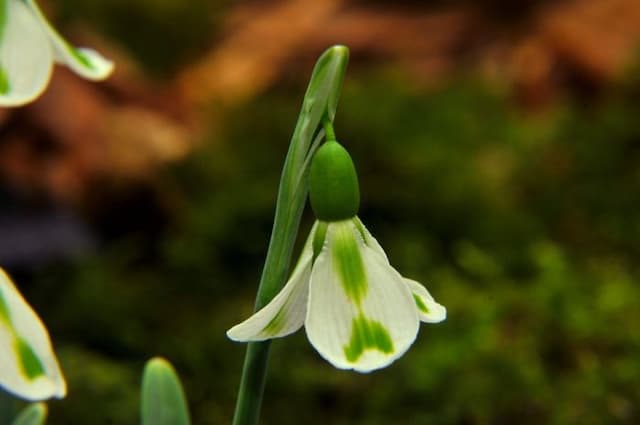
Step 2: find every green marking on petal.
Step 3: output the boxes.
[0,65,10,95]
[332,222,367,304]
[263,307,287,336]
[0,289,11,325]
[312,221,328,262]
[68,46,94,70]
[14,337,46,380]
[344,315,394,363]
[413,294,430,314]
[61,43,95,70]
[0,0,8,89]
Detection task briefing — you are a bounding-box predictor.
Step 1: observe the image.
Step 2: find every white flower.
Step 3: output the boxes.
[227,218,446,372]
[0,268,66,400]
[229,137,445,372]
[0,0,114,107]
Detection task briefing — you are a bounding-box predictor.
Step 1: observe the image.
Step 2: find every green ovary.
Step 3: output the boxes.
[332,222,367,304]
[309,141,360,221]
[14,337,45,380]
[344,315,393,363]
[413,294,430,313]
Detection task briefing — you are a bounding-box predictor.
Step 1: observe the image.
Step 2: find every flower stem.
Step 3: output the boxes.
[323,117,337,142]
[231,46,349,425]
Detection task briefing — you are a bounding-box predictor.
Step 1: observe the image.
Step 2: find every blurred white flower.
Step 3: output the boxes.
[0,268,66,400]
[0,0,113,107]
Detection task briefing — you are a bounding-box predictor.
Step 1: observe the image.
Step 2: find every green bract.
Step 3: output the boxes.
[309,141,360,221]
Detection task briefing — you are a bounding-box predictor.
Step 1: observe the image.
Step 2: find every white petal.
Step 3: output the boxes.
[23,0,114,80]
[227,224,316,341]
[305,220,419,373]
[355,217,447,323]
[0,0,53,106]
[0,269,66,400]
[404,278,446,323]
[353,216,387,262]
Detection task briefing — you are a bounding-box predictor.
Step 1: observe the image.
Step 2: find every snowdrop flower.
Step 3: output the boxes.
[0,0,114,106]
[228,140,446,372]
[0,268,66,400]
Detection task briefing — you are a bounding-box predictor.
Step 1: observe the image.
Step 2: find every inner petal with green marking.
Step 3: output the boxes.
[413,294,430,314]
[343,314,394,363]
[68,46,94,70]
[0,0,9,96]
[14,336,46,380]
[263,304,288,336]
[0,66,10,95]
[0,289,11,325]
[332,221,367,304]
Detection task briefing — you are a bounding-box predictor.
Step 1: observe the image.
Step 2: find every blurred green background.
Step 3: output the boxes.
[2,0,640,424]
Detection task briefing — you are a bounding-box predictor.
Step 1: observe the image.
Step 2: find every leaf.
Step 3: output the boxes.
[11,403,47,425]
[141,357,191,425]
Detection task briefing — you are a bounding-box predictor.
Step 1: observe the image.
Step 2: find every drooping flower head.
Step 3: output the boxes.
[0,268,66,400]
[228,137,445,372]
[0,0,114,106]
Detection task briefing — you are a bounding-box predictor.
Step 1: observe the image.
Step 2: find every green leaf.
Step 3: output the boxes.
[11,403,47,425]
[141,357,191,425]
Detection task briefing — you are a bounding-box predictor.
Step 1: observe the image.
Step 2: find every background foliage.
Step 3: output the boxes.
[3,0,640,424]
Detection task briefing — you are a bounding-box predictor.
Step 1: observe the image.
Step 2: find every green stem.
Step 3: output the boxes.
[231,46,349,425]
[322,117,337,142]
